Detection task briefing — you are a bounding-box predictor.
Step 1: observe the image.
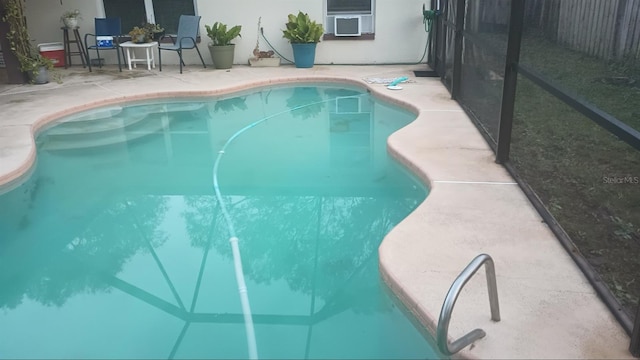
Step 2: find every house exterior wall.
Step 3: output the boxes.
[24,0,431,66]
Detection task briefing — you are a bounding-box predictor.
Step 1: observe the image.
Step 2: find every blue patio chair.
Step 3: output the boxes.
[158,15,206,74]
[84,18,123,72]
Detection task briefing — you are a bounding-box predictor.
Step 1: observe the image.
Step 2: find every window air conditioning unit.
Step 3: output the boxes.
[334,15,361,36]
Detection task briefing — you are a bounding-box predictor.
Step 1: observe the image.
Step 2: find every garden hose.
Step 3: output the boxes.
[413,4,440,64]
[211,93,366,359]
[260,28,294,64]
[259,5,440,65]
[423,4,439,33]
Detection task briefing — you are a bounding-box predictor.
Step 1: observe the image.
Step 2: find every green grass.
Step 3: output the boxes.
[446,29,640,315]
[510,34,640,314]
[519,34,640,131]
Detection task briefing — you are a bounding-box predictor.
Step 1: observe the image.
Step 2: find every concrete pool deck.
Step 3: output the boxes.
[0,64,632,359]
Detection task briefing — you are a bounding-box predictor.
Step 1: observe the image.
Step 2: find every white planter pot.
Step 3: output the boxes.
[248,57,280,67]
[28,66,49,85]
[133,35,146,43]
[63,17,79,29]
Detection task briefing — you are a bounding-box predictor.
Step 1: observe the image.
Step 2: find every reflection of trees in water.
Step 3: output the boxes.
[0,196,169,310]
[213,97,248,114]
[0,85,423,323]
[181,195,223,249]
[286,87,326,120]
[180,193,420,314]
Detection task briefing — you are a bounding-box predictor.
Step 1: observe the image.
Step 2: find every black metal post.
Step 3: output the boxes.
[631,305,640,357]
[495,0,526,163]
[451,0,465,100]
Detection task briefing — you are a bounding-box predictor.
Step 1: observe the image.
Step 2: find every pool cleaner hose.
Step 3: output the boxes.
[212,93,366,359]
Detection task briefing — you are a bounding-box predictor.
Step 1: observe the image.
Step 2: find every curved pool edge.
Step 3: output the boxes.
[378,104,634,359]
[0,75,420,189]
[0,132,37,195]
[0,66,633,359]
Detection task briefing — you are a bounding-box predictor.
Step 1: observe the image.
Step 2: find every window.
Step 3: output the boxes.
[325,0,375,36]
[103,0,195,34]
[151,0,196,33]
[327,0,372,14]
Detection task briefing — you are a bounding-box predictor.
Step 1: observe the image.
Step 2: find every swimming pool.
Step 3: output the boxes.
[0,84,439,359]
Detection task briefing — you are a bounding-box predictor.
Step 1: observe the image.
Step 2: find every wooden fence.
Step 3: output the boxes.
[525,0,640,60]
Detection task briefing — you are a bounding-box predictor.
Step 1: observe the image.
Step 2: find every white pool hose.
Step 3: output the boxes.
[211,92,366,359]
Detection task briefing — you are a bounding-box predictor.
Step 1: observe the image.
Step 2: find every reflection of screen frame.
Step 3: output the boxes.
[327,0,372,14]
[336,96,362,113]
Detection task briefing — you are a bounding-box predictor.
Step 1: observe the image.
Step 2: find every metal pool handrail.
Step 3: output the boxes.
[436,253,501,356]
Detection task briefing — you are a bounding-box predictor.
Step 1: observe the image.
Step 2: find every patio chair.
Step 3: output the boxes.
[85,17,123,72]
[158,15,206,74]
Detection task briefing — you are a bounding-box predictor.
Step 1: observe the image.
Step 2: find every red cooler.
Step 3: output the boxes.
[38,42,65,67]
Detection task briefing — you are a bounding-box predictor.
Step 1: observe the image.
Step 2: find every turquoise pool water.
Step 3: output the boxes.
[0,85,437,359]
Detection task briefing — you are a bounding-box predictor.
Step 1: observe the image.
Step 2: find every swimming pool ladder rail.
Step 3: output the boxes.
[436,253,501,356]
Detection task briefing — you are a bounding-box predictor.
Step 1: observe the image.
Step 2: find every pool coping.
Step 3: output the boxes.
[0,66,632,359]
[1,77,396,187]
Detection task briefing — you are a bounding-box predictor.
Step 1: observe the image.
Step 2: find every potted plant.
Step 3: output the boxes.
[249,17,280,67]
[22,54,55,84]
[282,11,324,68]
[142,22,165,41]
[205,22,242,69]
[3,0,55,84]
[60,9,81,29]
[128,27,148,43]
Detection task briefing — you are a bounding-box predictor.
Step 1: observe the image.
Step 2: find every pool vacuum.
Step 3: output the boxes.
[387,76,409,90]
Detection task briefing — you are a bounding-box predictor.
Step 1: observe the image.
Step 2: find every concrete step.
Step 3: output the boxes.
[41,117,164,151]
[41,102,206,151]
[47,114,147,136]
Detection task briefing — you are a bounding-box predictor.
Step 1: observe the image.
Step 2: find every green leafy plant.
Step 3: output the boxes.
[22,53,54,75]
[142,22,164,34]
[128,26,147,43]
[60,9,81,22]
[205,22,242,46]
[141,22,164,41]
[3,0,55,83]
[282,11,324,44]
